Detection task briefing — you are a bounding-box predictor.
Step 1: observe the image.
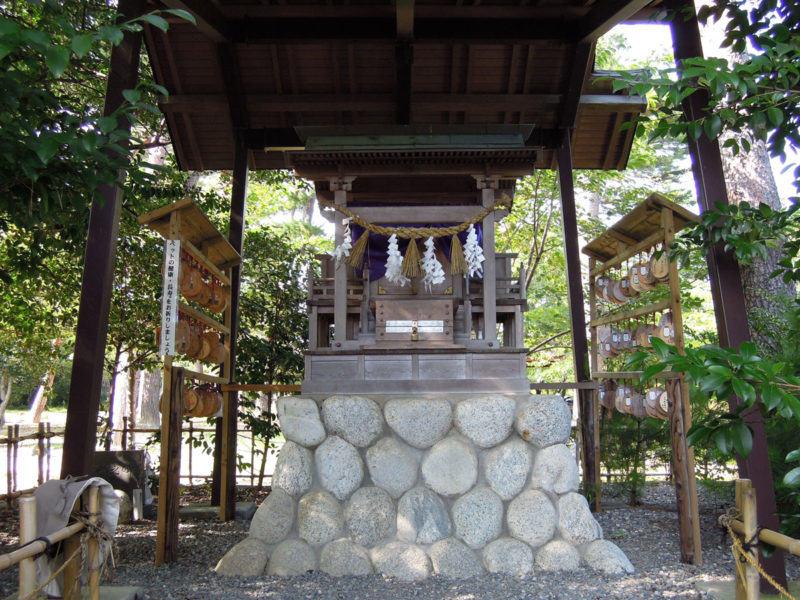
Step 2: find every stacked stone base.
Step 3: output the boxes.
[215,393,633,581]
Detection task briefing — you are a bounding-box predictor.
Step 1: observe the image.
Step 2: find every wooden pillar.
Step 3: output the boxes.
[556,134,597,508]
[156,366,183,565]
[478,179,498,345]
[333,179,351,346]
[667,0,786,587]
[220,135,248,521]
[61,0,145,478]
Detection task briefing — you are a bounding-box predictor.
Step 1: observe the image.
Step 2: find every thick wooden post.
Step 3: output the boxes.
[156,366,183,565]
[480,182,498,345]
[333,182,349,345]
[668,0,786,588]
[556,134,597,508]
[62,0,145,478]
[220,135,248,521]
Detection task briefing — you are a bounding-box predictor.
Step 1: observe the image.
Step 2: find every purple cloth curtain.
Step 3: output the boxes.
[351,224,482,282]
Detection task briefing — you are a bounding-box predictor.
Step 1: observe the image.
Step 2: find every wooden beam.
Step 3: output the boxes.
[228,17,582,43]
[577,0,656,43]
[396,42,413,125]
[159,0,231,42]
[352,206,485,224]
[155,366,183,565]
[220,135,248,521]
[668,0,786,589]
[396,0,414,39]
[556,133,597,510]
[559,42,594,129]
[160,93,645,114]
[61,0,144,478]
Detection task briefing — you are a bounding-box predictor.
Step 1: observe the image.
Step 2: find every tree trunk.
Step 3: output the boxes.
[0,373,13,427]
[128,368,138,432]
[28,371,56,423]
[720,134,797,355]
[137,369,162,428]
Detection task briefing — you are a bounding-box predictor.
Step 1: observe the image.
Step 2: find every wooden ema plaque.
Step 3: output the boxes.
[375,299,454,347]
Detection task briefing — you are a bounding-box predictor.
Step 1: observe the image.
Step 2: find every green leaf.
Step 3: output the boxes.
[704,114,722,140]
[0,42,13,61]
[731,378,756,404]
[0,17,21,36]
[21,29,49,50]
[715,430,731,455]
[139,14,169,32]
[767,107,784,126]
[732,422,753,457]
[122,89,142,104]
[96,116,117,134]
[783,466,800,487]
[762,384,782,411]
[162,8,197,24]
[98,25,124,45]
[699,372,729,393]
[785,448,800,462]
[70,34,93,58]
[45,46,70,77]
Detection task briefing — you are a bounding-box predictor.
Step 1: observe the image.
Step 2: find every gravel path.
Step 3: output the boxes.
[3,482,800,599]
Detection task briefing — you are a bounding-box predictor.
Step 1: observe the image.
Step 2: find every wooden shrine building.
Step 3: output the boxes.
[59,0,787,587]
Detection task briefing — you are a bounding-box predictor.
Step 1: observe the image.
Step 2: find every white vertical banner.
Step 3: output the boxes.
[160,239,181,356]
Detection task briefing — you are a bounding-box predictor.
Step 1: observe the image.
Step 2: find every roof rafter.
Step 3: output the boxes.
[576,0,659,43]
[158,0,231,42]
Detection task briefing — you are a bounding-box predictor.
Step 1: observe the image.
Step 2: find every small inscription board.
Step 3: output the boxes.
[160,239,181,356]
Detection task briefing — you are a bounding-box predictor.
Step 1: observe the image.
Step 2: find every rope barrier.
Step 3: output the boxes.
[318,195,512,239]
[719,507,797,600]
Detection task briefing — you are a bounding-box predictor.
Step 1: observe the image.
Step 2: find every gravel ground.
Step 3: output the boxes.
[3,482,800,599]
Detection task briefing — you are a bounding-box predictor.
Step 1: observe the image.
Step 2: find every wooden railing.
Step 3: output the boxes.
[722,479,800,600]
[2,423,58,507]
[0,484,103,600]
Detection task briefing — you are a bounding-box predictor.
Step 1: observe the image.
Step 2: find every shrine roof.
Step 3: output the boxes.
[144,0,662,174]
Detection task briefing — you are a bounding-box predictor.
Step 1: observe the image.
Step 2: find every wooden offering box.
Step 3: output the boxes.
[375,299,455,347]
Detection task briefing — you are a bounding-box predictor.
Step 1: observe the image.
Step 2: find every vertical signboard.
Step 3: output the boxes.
[160,239,181,356]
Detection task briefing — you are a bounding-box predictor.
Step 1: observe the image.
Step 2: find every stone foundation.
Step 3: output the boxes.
[215,393,633,581]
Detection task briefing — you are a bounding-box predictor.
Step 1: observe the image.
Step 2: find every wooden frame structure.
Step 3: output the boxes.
[584,193,701,564]
[137,199,240,564]
[57,0,787,586]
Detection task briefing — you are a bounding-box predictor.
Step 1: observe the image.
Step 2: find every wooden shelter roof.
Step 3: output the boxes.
[144,0,662,175]
[582,193,699,262]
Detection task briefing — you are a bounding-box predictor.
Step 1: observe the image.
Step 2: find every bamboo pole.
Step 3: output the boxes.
[45,422,51,481]
[730,519,800,557]
[62,534,82,600]
[6,425,12,510]
[18,495,37,599]
[87,485,100,600]
[735,479,760,600]
[37,423,45,486]
[12,424,19,495]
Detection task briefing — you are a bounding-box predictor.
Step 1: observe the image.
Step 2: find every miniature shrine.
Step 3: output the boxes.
[52,0,788,589]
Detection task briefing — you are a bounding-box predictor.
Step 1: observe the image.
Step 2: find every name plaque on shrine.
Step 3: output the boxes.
[376,299,453,345]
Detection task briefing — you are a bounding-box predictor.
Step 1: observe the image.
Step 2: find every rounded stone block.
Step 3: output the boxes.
[530,443,579,494]
[272,441,313,497]
[214,537,269,577]
[365,437,419,499]
[482,537,534,577]
[583,539,634,574]
[370,541,431,582]
[277,396,326,448]
[249,488,294,544]
[558,492,602,545]
[452,486,503,549]
[421,437,477,497]
[384,397,451,449]
[515,395,572,448]
[430,538,484,579]
[506,489,556,548]
[345,486,395,548]
[397,486,452,545]
[485,438,532,500]
[453,395,515,448]
[322,395,383,447]
[315,435,364,501]
[320,539,374,576]
[535,540,581,572]
[297,490,344,547]
[266,539,317,576]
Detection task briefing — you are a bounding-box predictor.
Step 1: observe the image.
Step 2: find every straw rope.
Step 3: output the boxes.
[718,508,797,600]
[320,196,512,239]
